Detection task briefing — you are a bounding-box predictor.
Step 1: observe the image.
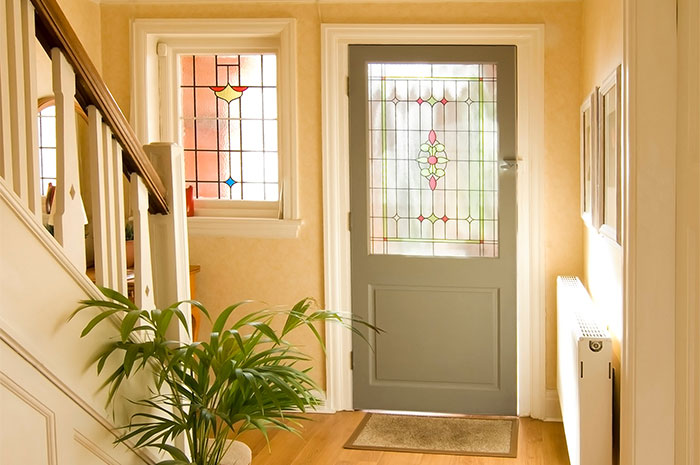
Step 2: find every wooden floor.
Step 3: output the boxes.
[239,411,570,465]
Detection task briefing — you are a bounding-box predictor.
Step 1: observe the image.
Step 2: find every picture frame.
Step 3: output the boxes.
[580,89,598,227]
[597,65,623,244]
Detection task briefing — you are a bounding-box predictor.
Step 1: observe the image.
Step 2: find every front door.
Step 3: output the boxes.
[349,45,517,415]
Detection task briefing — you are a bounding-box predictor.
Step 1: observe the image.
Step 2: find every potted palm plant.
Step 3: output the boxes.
[72,288,376,465]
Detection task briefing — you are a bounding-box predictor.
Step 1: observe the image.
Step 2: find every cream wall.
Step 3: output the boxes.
[580,0,622,460]
[580,0,623,337]
[56,0,102,72]
[98,1,583,391]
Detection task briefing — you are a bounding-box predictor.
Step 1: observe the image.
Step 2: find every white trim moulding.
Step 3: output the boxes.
[187,217,302,238]
[545,388,562,422]
[321,23,546,418]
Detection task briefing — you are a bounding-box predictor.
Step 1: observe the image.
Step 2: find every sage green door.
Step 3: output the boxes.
[349,45,517,415]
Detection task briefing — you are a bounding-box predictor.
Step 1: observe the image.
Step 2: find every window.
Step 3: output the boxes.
[132,19,300,237]
[180,54,279,202]
[37,102,57,195]
[36,99,88,196]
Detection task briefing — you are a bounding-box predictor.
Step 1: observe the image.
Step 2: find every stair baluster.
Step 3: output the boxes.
[101,123,118,288]
[52,47,86,271]
[131,173,155,310]
[20,0,41,219]
[87,106,109,287]
[0,0,12,181]
[112,141,127,296]
[5,0,30,204]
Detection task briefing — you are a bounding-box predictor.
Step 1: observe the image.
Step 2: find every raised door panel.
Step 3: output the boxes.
[371,286,499,388]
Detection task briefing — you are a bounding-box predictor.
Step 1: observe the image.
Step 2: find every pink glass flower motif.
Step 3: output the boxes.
[416,130,449,191]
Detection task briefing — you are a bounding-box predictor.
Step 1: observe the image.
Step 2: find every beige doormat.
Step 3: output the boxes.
[344,413,519,458]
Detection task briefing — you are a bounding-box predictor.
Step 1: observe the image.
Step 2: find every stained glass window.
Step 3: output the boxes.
[37,104,57,195]
[368,63,499,257]
[180,54,278,201]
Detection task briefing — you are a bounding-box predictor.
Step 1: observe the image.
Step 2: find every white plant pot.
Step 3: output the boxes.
[221,440,252,465]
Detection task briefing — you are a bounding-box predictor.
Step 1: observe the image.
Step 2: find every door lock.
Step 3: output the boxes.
[500,159,519,170]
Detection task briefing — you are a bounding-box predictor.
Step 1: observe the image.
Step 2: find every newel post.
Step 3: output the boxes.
[143,142,191,342]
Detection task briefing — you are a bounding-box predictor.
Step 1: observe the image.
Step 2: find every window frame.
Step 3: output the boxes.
[131,19,300,237]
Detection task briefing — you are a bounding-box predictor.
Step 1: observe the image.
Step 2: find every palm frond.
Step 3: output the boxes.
[73,290,378,465]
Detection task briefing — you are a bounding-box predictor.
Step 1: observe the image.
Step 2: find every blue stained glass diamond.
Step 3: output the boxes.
[224,177,237,187]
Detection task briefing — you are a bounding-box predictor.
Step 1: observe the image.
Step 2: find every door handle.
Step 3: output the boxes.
[500,159,519,170]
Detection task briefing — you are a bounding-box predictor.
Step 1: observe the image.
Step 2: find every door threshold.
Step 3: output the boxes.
[358,409,519,420]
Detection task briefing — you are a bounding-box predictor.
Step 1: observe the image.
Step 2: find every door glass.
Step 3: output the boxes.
[368,63,499,257]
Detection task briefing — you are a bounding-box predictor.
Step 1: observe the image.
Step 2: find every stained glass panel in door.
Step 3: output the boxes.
[367,63,499,257]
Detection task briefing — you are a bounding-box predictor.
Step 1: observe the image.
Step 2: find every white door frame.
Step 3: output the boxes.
[620,0,679,463]
[321,24,546,419]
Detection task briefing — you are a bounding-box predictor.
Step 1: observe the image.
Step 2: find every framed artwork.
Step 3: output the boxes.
[598,65,623,244]
[580,90,598,226]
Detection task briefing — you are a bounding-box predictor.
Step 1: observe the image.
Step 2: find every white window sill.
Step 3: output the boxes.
[187,216,302,238]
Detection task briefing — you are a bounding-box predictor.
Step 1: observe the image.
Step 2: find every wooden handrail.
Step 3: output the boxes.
[31,0,169,214]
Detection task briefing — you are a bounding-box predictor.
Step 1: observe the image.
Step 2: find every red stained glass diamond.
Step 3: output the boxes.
[418,215,425,222]
[416,97,424,104]
[442,215,449,222]
[440,98,448,105]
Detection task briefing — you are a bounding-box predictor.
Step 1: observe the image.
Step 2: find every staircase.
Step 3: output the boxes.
[0,1,190,463]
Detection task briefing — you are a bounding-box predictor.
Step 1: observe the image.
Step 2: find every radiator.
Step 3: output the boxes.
[556,276,612,465]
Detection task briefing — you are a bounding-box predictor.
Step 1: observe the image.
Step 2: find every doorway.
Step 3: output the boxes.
[348,45,517,415]
[320,24,546,418]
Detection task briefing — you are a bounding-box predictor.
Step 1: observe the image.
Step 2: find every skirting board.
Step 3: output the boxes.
[308,390,334,414]
[545,389,562,422]
[293,389,555,417]
[315,391,559,418]
[284,390,334,415]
